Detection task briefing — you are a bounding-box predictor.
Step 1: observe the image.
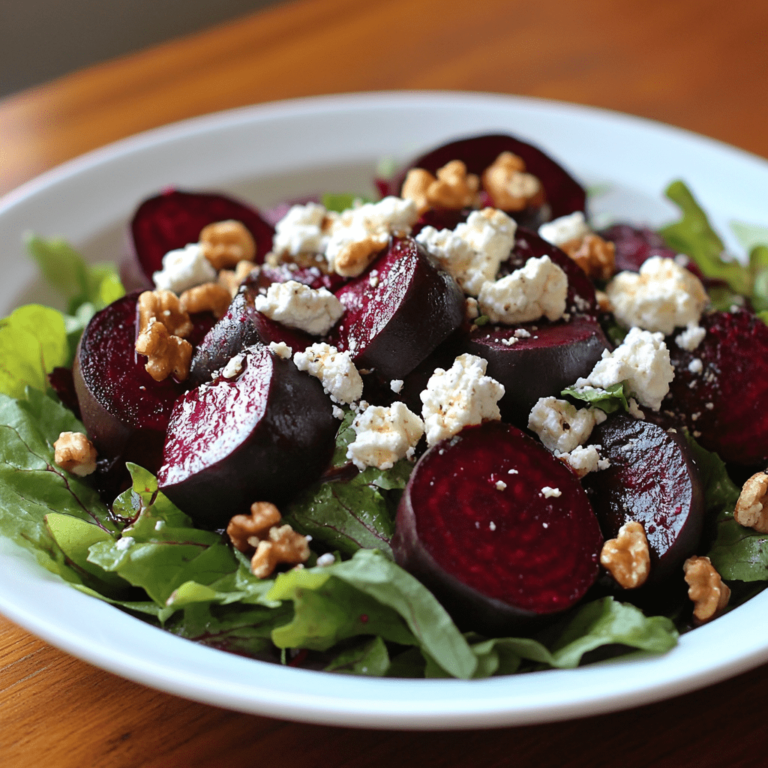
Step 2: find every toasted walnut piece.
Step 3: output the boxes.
[734,471,768,533]
[560,234,616,281]
[53,432,97,476]
[251,524,310,578]
[481,151,545,211]
[600,521,651,589]
[424,160,480,210]
[199,220,256,271]
[595,289,612,314]
[218,260,257,297]
[137,290,193,338]
[401,168,435,215]
[226,501,282,553]
[179,282,232,318]
[135,319,193,381]
[684,556,730,623]
[334,235,387,277]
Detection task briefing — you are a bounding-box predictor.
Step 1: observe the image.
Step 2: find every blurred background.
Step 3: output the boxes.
[0,0,280,97]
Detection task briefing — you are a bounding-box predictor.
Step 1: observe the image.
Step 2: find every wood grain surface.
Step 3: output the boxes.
[2,0,768,765]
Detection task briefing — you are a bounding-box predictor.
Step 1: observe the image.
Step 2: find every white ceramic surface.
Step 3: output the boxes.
[1,92,767,730]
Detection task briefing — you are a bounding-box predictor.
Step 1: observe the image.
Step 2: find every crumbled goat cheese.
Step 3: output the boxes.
[390,379,404,394]
[346,402,425,470]
[268,341,293,359]
[542,487,562,498]
[676,323,706,351]
[153,243,217,293]
[221,353,245,379]
[478,255,568,324]
[316,553,337,567]
[688,358,704,374]
[420,354,505,446]
[116,536,135,551]
[495,481,507,491]
[528,397,603,453]
[575,327,674,411]
[465,296,480,321]
[325,197,419,276]
[332,405,345,420]
[272,202,331,257]
[606,256,708,334]
[627,397,646,420]
[538,211,591,247]
[255,280,344,336]
[557,444,610,478]
[293,342,363,404]
[416,208,516,295]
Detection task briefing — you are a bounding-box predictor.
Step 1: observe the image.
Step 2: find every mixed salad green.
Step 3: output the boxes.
[1,182,767,679]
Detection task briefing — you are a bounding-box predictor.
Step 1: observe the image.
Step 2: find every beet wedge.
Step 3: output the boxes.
[130,189,275,282]
[583,414,705,586]
[384,133,586,224]
[158,344,337,528]
[326,236,465,380]
[73,291,186,471]
[462,316,610,426]
[393,421,603,635]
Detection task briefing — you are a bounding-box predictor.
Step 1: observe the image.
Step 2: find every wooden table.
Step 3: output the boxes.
[2,0,768,764]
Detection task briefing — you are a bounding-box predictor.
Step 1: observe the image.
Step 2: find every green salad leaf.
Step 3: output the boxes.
[562,381,630,414]
[321,193,374,213]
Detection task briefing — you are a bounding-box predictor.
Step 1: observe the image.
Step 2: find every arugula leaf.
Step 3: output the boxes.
[268,549,478,679]
[562,381,629,414]
[25,234,125,314]
[321,193,373,213]
[0,306,69,398]
[731,220,768,254]
[0,389,117,582]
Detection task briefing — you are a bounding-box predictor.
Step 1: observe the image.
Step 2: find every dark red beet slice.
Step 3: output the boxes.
[130,189,275,282]
[664,309,768,466]
[461,316,610,426]
[583,414,705,585]
[393,421,602,635]
[158,344,337,528]
[411,207,471,238]
[189,285,313,386]
[245,262,347,294]
[73,291,185,469]
[500,227,598,316]
[49,367,81,419]
[384,134,586,222]
[326,237,465,380]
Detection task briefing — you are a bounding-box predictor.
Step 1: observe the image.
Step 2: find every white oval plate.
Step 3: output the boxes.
[1,92,767,730]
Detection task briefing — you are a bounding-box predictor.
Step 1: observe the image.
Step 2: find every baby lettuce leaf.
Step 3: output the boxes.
[325,636,391,676]
[268,549,478,680]
[0,306,69,399]
[282,411,413,558]
[321,193,374,213]
[730,220,768,255]
[562,381,630,414]
[0,389,117,584]
[25,234,125,315]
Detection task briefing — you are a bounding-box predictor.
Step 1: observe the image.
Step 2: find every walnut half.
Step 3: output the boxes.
[683,556,730,623]
[734,470,768,533]
[560,234,616,282]
[200,220,256,270]
[599,520,651,589]
[53,432,98,476]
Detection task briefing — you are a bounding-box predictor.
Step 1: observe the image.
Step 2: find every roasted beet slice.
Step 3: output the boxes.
[461,316,610,426]
[664,309,768,466]
[326,237,465,380]
[393,422,602,635]
[73,291,185,469]
[599,224,678,273]
[189,286,313,385]
[584,414,705,586]
[130,189,275,281]
[385,134,586,222]
[245,262,347,294]
[500,227,598,316]
[158,344,337,528]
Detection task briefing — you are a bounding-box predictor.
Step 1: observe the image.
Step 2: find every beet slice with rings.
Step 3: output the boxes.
[583,414,705,586]
[664,309,768,466]
[383,133,587,223]
[130,189,275,282]
[189,285,314,386]
[158,344,337,529]
[500,227,598,316]
[461,316,610,426]
[393,421,603,635]
[326,236,465,381]
[73,291,186,472]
